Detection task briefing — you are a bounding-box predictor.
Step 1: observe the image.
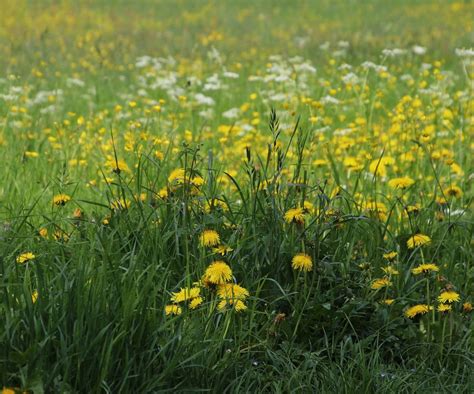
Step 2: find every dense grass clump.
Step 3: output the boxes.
[1,0,473,392]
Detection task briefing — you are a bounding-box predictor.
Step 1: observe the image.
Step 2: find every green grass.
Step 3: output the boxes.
[1,0,473,392]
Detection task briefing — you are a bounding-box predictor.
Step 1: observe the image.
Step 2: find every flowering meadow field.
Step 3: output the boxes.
[1,0,473,392]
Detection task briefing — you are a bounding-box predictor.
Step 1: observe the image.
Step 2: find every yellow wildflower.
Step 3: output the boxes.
[388,177,415,189]
[370,277,392,290]
[284,207,305,224]
[406,233,431,249]
[382,266,399,275]
[291,253,313,272]
[110,198,131,210]
[53,193,71,206]
[189,296,203,310]
[168,168,186,184]
[105,158,130,174]
[405,304,432,318]
[199,229,220,247]
[303,201,316,214]
[462,302,472,313]
[443,185,462,198]
[437,304,452,313]
[437,290,460,304]
[383,251,398,260]
[170,287,201,303]
[217,283,249,300]
[203,261,233,284]
[218,299,247,312]
[411,263,439,275]
[31,290,39,303]
[205,198,228,212]
[16,252,36,264]
[165,304,182,316]
[216,283,249,312]
[168,168,203,187]
[212,245,233,255]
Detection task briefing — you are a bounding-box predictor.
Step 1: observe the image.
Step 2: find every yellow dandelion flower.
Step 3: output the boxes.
[382,299,395,305]
[313,159,328,167]
[404,304,432,318]
[407,233,431,249]
[382,266,399,275]
[53,193,71,206]
[189,296,203,310]
[31,290,39,303]
[462,302,472,313]
[435,196,448,205]
[370,277,392,290]
[191,175,204,187]
[343,157,363,171]
[437,290,460,304]
[53,230,69,242]
[437,304,452,313]
[168,168,186,184]
[212,245,233,256]
[203,261,233,284]
[217,299,247,312]
[105,158,130,174]
[411,263,439,275]
[168,168,203,187]
[388,177,415,190]
[284,207,305,224]
[170,287,201,303]
[383,251,398,261]
[291,253,313,272]
[205,198,228,213]
[73,208,83,218]
[330,186,342,199]
[154,150,164,160]
[165,304,182,316]
[24,151,39,158]
[443,185,462,198]
[16,252,36,264]
[435,211,445,222]
[369,158,390,177]
[303,200,316,214]
[217,283,249,301]
[449,162,463,176]
[157,187,168,199]
[110,198,131,210]
[200,229,220,247]
[365,201,387,213]
[405,204,421,215]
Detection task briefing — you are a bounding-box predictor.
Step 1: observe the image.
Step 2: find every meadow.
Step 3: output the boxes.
[1,0,473,392]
